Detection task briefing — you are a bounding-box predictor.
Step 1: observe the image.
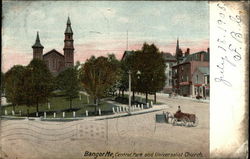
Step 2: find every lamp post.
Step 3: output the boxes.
[128,70,131,114]
[136,70,141,102]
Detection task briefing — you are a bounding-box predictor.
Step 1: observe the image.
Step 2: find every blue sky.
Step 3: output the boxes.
[2,1,209,72]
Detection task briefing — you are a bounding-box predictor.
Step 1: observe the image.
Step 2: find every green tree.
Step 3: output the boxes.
[80,56,119,114]
[1,72,5,96]
[119,51,136,97]
[56,67,80,109]
[24,59,54,114]
[120,43,166,103]
[135,43,166,103]
[4,65,26,112]
[106,54,122,96]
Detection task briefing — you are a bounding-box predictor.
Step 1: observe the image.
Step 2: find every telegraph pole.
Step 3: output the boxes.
[126,30,128,50]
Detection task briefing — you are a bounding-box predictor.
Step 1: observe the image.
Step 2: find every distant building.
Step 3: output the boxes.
[32,17,74,75]
[121,50,134,61]
[172,47,209,98]
[162,52,177,93]
[192,66,209,98]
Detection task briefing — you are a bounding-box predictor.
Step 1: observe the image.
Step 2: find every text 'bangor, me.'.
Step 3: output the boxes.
[83,151,203,158]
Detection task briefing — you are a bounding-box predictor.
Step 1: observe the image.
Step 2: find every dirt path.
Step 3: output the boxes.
[0,96,209,159]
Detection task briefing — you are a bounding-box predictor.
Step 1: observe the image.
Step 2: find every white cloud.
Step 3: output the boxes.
[117,17,129,23]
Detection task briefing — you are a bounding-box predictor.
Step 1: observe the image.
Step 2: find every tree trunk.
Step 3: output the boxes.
[13,104,15,112]
[36,98,39,113]
[154,92,157,104]
[27,106,30,118]
[70,97,72,110]
[94,98,97,115]
[122,90,124,97]
[132,91,135,102]
[146,92,148,103]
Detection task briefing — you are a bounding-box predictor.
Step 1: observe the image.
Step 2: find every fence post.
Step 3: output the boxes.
[99,108,101,116]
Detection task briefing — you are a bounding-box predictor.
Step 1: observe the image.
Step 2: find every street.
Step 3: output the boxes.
[0,95,209,159]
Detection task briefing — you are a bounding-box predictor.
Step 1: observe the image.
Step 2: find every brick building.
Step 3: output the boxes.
[32,17,74,75]
[172,48,209,97]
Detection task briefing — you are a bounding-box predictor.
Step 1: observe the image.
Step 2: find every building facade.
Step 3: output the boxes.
[192,66,209,98]
[32,17,74,75]
[162,52,177,93]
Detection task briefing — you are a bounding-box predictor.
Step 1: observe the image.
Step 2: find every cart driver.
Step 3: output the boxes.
[176,106,181,113]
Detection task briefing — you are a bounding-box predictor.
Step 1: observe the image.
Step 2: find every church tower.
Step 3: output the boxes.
[32,32,44,60]
[175,38,183,64]
[63,17,74,67]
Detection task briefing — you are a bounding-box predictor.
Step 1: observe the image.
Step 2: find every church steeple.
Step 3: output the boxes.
[65,16,73,34]
[32,32,44,48]
[63,16,74,67]
[175,38,179,56]
[175,38,183,64]
[32,32,44,60]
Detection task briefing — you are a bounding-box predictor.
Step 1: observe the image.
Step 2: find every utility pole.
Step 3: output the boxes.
[126,30,128,50]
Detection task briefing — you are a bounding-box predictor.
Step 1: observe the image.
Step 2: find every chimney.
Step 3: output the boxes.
[185,48,190,57]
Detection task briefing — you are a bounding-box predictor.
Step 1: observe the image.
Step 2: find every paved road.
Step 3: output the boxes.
[0,95,209,159]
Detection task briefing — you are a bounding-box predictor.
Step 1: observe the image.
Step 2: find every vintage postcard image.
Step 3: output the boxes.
[1,1,248,159]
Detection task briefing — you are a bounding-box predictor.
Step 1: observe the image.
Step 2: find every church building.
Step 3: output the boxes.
[32,17,74,75]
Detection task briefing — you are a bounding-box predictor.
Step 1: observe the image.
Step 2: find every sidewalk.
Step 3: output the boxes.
[121,91,209,103]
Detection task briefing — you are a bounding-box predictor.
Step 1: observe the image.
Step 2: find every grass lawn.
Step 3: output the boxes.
[1,93,118,118]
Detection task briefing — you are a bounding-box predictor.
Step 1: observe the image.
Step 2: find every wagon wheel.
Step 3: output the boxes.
[192,116,199,127]
[172,118,177,126]
[182,116,190,127]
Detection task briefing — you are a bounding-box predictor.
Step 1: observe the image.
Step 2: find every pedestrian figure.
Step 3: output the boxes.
[177,106,181,113]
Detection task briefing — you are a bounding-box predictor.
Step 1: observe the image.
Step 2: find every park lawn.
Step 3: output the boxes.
[2,93,117,118]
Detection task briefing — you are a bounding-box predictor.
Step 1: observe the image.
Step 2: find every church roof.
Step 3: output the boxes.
[65,17,73,34]
[43,49,64,57]
[32,32,44,48]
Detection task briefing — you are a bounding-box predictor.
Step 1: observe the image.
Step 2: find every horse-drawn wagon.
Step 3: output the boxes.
[160,111,198,126]
[171,111,198,127]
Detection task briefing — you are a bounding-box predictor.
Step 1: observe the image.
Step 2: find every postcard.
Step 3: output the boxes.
[1,1,248,159]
